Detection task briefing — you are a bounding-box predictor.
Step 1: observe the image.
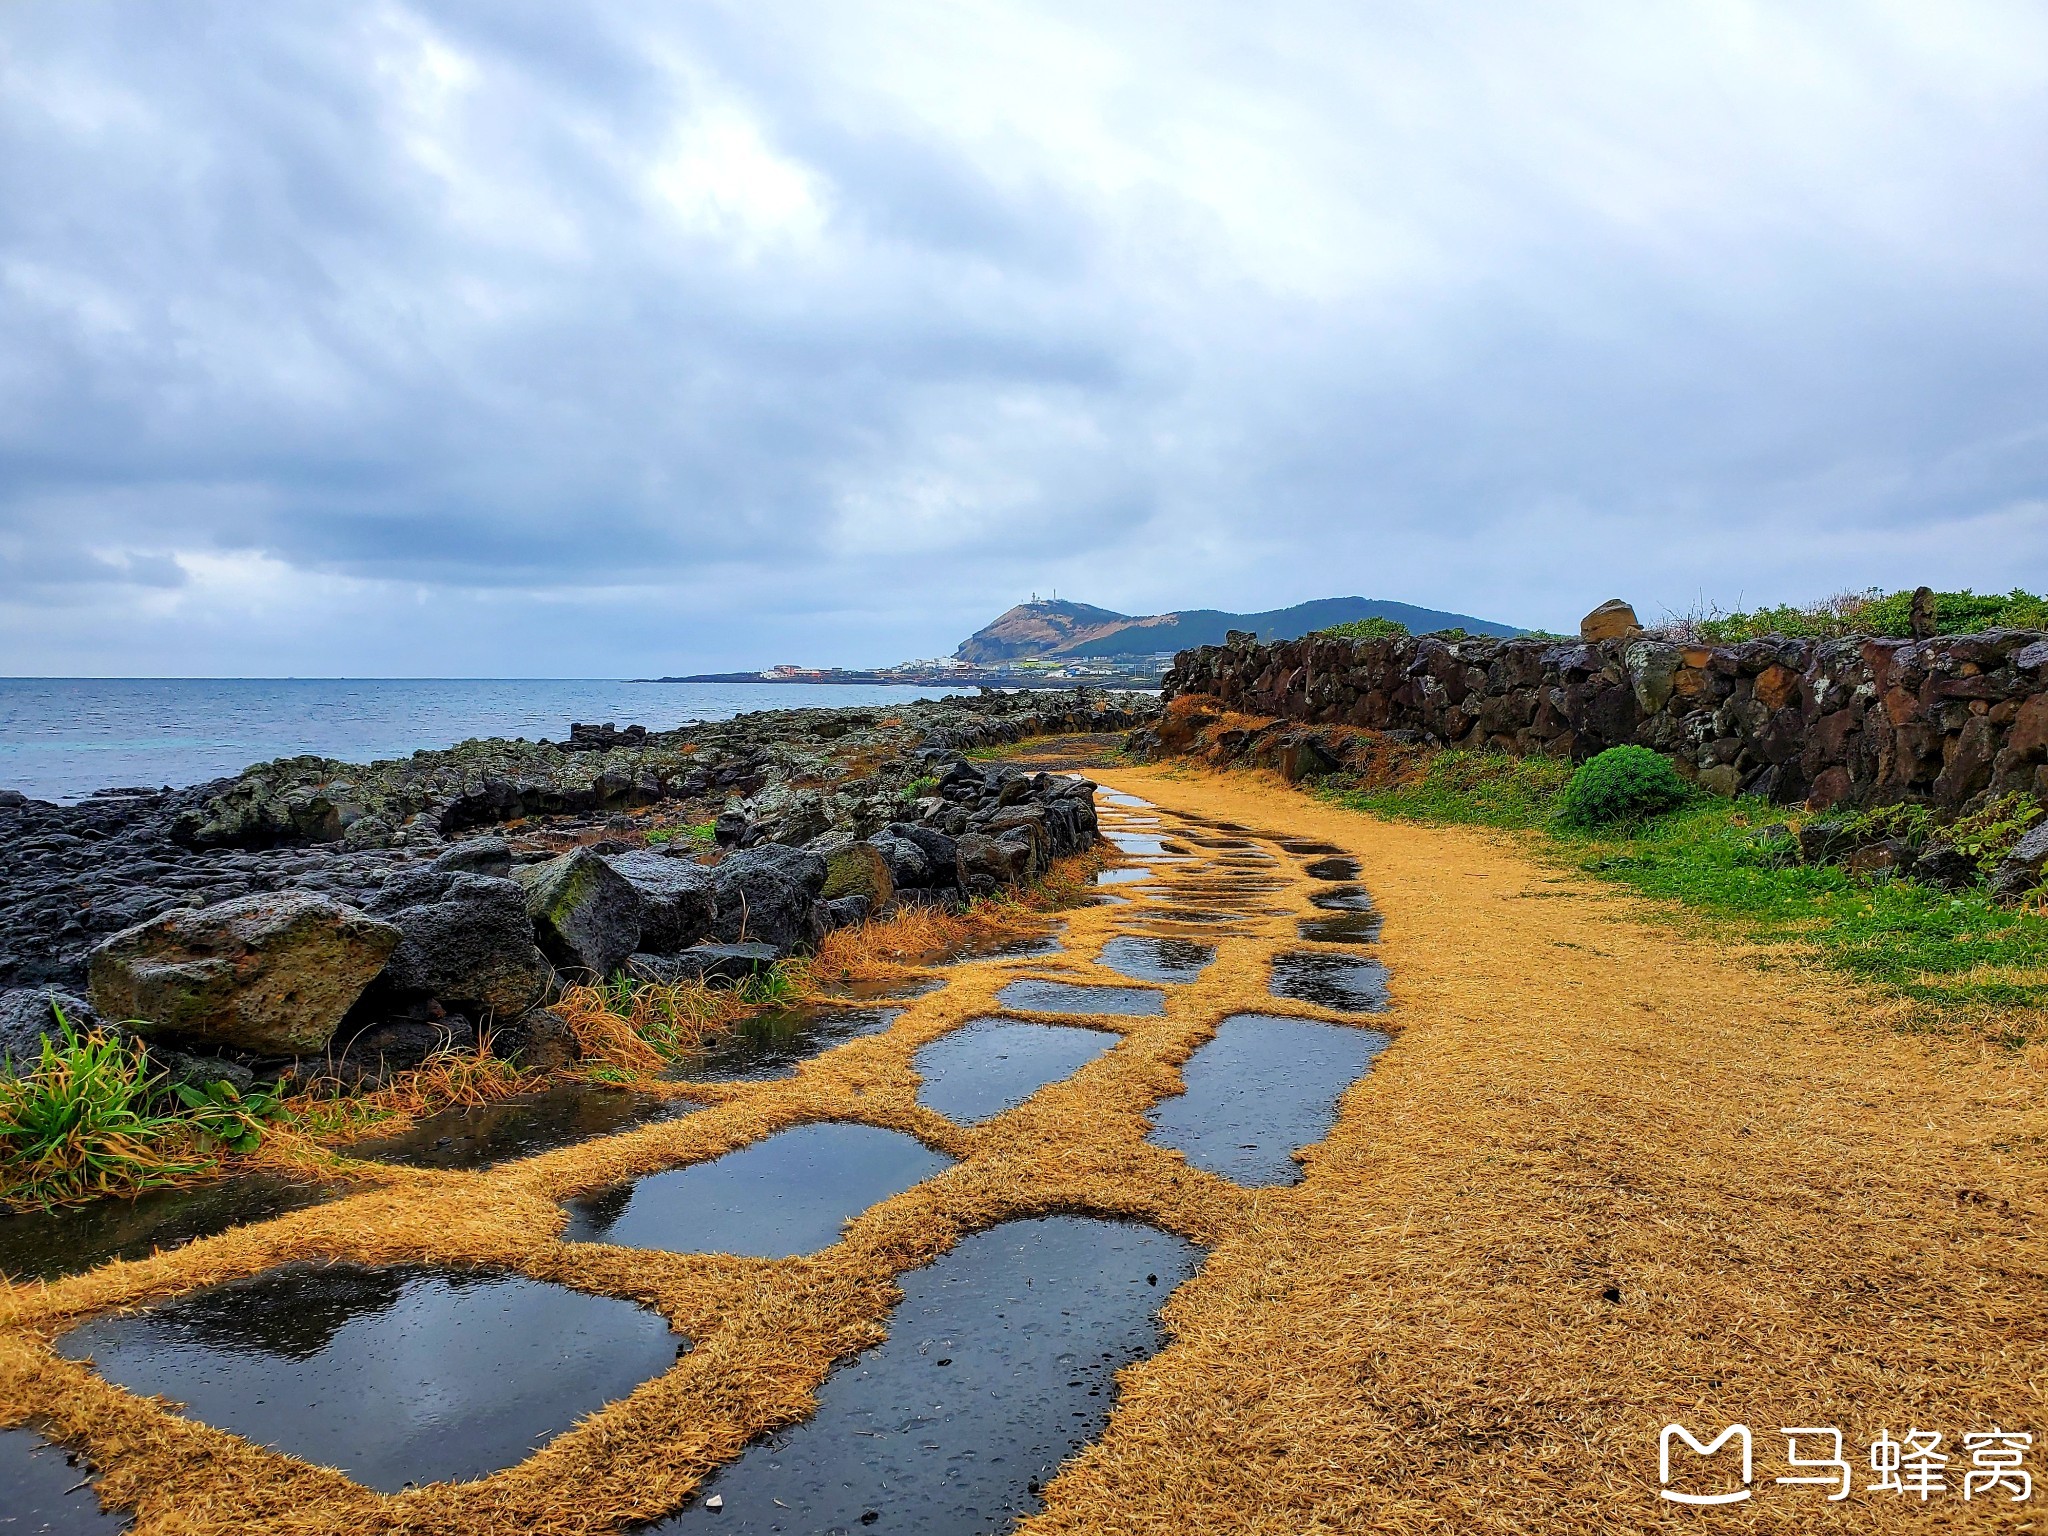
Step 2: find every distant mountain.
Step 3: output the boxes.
[954,596,1523,663]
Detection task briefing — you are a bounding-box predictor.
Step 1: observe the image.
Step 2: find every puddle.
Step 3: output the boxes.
[0,1429,128,1534]
[995,980,1165,1017]
[349,1084,679,1170]
[1298,911,1385,944]
[1136,907,1244,924]
[1092,867,1155,886]
[0,1174,344,1284]
[1097,790,1155,808]
[1270,953,1390,1013]
[1309,884,1376,911]
[947,931,1064,962]
[665,1006,902,1084]
[1148,1015,1389,1185]
[914,1021,1116,1124]
[1280,840,1345,855]
[561,1124,953,1257]
[1104,832,1169,855]
[55,1266,678,1493]
[816,977,946,1003]
[1096,936,1214,983]
[652,1216,1200,1534]
[1302,856,1362,881]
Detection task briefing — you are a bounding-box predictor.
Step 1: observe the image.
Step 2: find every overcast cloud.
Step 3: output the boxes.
[3,0,2046,675]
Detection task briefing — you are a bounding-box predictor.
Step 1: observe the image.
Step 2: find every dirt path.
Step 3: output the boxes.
[5,759,2043,1534]
[1044,763,2048,1534]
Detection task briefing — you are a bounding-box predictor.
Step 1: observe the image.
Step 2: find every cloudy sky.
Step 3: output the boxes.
[3,1,2046,676]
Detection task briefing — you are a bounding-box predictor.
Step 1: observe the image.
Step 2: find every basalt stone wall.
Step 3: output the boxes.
[1160,629,2048,811]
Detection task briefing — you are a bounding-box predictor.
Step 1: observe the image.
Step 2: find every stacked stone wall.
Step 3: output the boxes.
[1161,628,2048,810]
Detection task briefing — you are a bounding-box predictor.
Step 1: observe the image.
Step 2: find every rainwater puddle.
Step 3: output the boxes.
[0,1174,344,1284]
[1092,867,1155,886]
[1147,1015,1390,1185]
[1280,840,1345,855]
[1104,832,1168,855]
[1097,790,1155,808]
[55,1266,678,1493]
[666,1006,903,1083]
[914,1021,1116,1124]
[995,980,1165,1016]
[1270,953,1390,1013]
[817,977,946,1003]
[1302,856,1362,881]
[1096,936,1214,983]
[1137,907,1244,925]
[350,1085,679,1170]
[1309,885,1376,911]
[651,1216,1200,1535]
[561,1124,953,1257]
[1297,912,1385,944]
[0,1429,127,1534]
[947,931,1064,962]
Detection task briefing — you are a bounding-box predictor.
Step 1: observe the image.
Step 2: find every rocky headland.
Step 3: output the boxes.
[0,690,1156,1094]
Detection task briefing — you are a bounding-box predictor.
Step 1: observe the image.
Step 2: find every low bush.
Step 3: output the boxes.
[1316,616,1410,641]
[1658,586,2048,643]
[1554,746,1693,828]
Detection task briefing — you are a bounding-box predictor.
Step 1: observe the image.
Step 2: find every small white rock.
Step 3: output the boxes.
[705,1494,724,1511]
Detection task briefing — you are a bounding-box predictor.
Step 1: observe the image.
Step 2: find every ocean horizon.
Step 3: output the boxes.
[0,678,975,803]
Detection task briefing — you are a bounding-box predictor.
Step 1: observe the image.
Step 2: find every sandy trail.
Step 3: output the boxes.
[1045,763,2048,1534]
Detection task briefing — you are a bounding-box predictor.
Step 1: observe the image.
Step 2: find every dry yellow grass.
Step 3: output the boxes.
[1,764,2041,1533]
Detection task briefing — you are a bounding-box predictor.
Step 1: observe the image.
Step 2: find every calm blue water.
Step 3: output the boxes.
[0,680,969,802]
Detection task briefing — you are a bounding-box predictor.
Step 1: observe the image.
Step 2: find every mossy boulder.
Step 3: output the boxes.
[87,891,399,1055]
[516,848,643,978]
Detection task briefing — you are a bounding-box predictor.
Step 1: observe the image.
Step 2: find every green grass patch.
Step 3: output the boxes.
[1326,754,2048,1022]
[0,1013,286,1210]
[645,821,717,846]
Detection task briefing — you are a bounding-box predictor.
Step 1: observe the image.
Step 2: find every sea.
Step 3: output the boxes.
[0,679,976,803]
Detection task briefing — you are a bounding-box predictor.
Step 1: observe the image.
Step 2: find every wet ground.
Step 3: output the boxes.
[0,1429,127,1534]
[0,1174,345,1284]
[54,1265,680,1492]
[1149,1015,1392,1185]
[652,1217,1201,1534]
[349,1083,683,1169]
[7,772,1398,1532]
[561,1123,955,1257]
[914,1019,1118,1123]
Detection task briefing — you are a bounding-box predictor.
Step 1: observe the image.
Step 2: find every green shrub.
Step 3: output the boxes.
[905,775,940,799]
[0,1014,203,1208]
[1670,586,2048,643]
[1554,746,1692,829]
[1317,616,1410,641]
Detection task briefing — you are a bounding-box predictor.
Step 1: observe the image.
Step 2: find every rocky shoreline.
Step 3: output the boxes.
[0,690,1158,1096]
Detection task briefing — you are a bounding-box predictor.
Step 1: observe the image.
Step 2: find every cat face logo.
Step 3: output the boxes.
[1659,1424,1754,1505]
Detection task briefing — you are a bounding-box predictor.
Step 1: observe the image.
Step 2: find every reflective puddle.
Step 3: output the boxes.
[995,980,1165,1016]
[1270,953,1390,1013]
[1309,884,1376,911]
[667,1005,902,1083]
[1104,832,1169,855]
[1297,911,1385,944]
[1280,840,1345,855]
[1302,856,1362,881]
[1092,867,1155,886]
[1147,1015,1390,1185]
[651,1217,1201,1534]
[0,1174,344,1284]
[0,1429,127,1534]
[914,1020,1117,1124]
[55,1266,678,1492]
[1097,790,1155,808]
[350,1084,681,1170]
[1096,936,1214,983]
[561,1124,954,1257]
